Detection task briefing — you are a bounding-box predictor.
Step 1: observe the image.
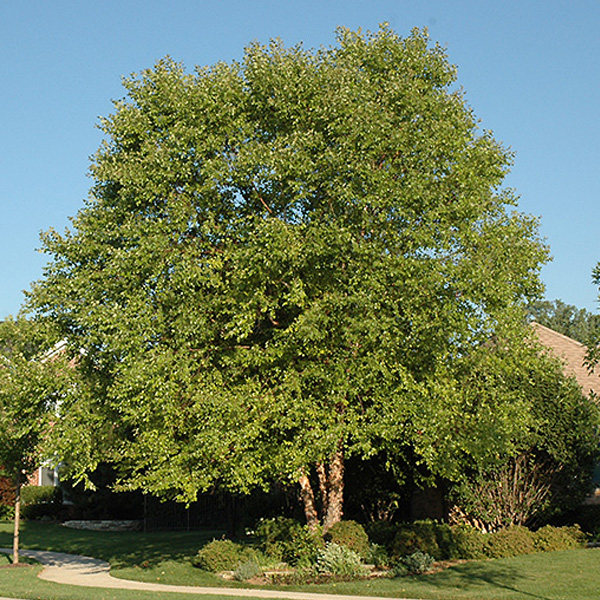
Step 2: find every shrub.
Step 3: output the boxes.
[233,559,261,581]
[315,543,365,578]
[449,525,488,560]
[394,551,435,576]
[192,539,248,572]
[21,485,62,520]
[366,521,398,548]
[254,517,323,566]
[534,525,587,552]
[21,485,61,505]
[325,520,370,558]
[269,566,329,585]
[485,526,536,559]
[391,521,453,560]
[366,543,391,568]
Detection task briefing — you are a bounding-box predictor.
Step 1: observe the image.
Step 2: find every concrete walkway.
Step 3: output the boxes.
[0,549,422,600]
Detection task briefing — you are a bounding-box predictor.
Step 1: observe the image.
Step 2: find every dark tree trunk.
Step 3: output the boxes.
[298,469,319,532]
[298,448,345,532]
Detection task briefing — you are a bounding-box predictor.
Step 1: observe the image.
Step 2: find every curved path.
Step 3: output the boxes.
[0,549,420,600]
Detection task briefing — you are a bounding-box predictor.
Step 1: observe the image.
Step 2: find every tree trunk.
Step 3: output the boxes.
[12,470,21,565]
[316,461,329,518]
[323,448,345,531]
[298,469,319,532]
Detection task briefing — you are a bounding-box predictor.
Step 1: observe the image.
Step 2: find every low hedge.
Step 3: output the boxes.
[21,485,62,520]
[367,520,586,561]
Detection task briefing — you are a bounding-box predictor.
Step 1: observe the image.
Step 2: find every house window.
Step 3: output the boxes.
[39,466,59,487]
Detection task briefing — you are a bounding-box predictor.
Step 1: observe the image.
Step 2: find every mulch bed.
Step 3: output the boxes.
[0,562,34,569]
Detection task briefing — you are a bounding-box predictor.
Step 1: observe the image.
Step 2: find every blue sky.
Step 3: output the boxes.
[1,0,599,319]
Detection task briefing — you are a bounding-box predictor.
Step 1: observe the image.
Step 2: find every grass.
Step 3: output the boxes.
[1,520,600,600]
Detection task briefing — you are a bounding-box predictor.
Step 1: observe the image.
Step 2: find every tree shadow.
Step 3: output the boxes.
[0,521,222,570]
[423,559,554,600]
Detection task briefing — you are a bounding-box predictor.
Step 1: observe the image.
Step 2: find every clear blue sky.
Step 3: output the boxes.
[2,0,599,319]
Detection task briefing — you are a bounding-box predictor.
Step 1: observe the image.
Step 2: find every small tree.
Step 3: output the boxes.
[0,319,70,563]
[448,340,600,531]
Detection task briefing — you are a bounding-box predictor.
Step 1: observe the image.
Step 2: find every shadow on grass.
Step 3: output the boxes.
[422,559,553,600]
[0,520,224,570]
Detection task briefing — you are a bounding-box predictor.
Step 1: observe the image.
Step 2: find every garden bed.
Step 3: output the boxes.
[62,520,142,532]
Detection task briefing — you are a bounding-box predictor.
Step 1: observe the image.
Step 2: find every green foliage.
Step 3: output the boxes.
[0,319,73,483]
[527,299,600,346]
[387,521,454,561]
[533,525,586,552]
[27,25,548,513]
[449,340,600,530]
[21,485,62,520]
[191,539,248,572]
[367,521,585,561]
[393,551,435,576]
[233,559,261,581]
[392,525,439,560]
[365,521,399,548]
[484,526,536,559]
[268,566,330,585]
[324,520,370,558]
[21,485,61,506]
[315,542,365,578]
[449,525,488,560]
[365,543,390,568]
[254,516,322,566]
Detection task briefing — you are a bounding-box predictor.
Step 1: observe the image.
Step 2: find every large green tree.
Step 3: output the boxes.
[28,26,548,529]
[0,319,70,563]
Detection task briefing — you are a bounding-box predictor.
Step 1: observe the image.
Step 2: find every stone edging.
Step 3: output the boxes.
[61,519,142,531]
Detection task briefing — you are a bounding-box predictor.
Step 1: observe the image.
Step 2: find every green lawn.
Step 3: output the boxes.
[1,521,599,600]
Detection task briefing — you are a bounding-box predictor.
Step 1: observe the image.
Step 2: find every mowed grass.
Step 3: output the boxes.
[1,520,600,600]
[0,562,246,600]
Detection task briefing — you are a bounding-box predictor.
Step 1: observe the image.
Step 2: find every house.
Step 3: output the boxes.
[530,322,600,398]
[530,321,600,502]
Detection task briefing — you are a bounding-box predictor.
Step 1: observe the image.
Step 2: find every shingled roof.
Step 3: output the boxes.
[530,321,600,398]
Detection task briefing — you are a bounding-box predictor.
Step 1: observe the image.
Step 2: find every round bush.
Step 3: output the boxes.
[534,525,587,552]
[449,525,488,560]
[192,539,247,572]
[325,520,370,558]
[485,526,536,559]
[392,522,440,560]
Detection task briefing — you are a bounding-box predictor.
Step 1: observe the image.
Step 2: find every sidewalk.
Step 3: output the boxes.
[0,549,422,600]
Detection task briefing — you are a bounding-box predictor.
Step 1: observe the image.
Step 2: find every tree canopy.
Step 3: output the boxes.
[28,25,549,528]
[527,298,600,346]
[0,318,72,562]
[448,339,599,531]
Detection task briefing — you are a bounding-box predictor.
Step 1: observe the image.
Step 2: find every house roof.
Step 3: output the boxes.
[530,322,600,398]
